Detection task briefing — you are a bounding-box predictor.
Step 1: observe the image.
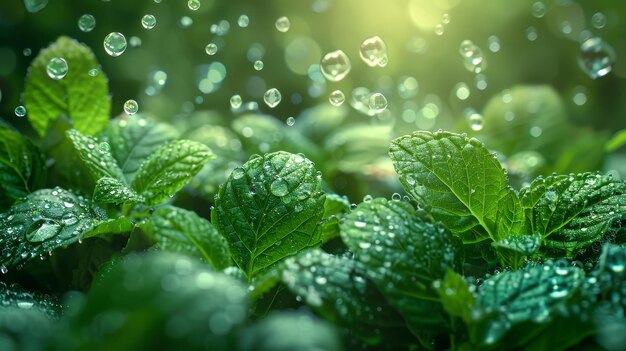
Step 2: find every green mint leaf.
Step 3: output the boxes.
[130,140,213,205]
[93,177,144,204]
[340,198,461,332]
[390,131,525,243]
[606,128,626,152]
[0,125,46,206]
[316,193,351,242]
[0,187,106,270]
[23,36,110,138]
[81,216,133,239]
[142,206,230,269]
[520,172,626,256]
[66,129,125,182]
[433,269,476,323]
[103,116,178,183]
[492,233,542,256]
[281,249,405,335]
[212,152,325,280]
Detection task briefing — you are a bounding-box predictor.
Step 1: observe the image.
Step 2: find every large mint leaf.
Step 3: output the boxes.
[66,129,125,182]
[390,131,524,243]
[130,140,212,205]
[212,152,325,280]
[103,116,178,183]
[0,187,106,270]
[23,36,110,137]
[519,172,626,256]
[142,206,230,269]
[340,198,461,332]
[82,216,133,239]
[93,177,144,204]
[0,125,46,206]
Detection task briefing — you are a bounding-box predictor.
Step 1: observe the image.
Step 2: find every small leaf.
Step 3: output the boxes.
[316,193,351,242]
[390,131,525,243]
[606,128,626,152]
[130,140,213,205]
[142,206,230,269]
[93,177,144,204]
[340,198,461,332]
[103,116,178,183]
[66,129,125,182]
[492,233,542,256]
[519,172,626,256]
[0,124,46,206]
[212,152,325,280]
[434,269,476,323]
[0,187,106,269]
[23,36,110,137]
[81,216,133,239]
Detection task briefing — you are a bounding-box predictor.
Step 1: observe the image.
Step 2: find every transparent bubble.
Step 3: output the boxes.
[531,1,546,18]
[24,0,48,13]
[329,90,345,106]
[572,86,587,106]
[123,99,139,115]
[141,14,157,29]
[455,82,470,100]
[188,0,201,11]
[526,26,538,41]
[275,16,291,32]
[359,35,388,67]
[591,12,607,29]
[23,48,31,56]
[578,37,616,79]
[465,108,484,131]
[179,16,193,28]
[46,57,68,80]
[205,43,218,55]
[129,36,142,48]
[78,14,96,32]
[264,88,282,108]
[368,93,387,113]
[435,23,445,35]
[230,94,242,109]
[442,13,450,24]
[286,116,295,126]
[320,50,351,82]
[103,32,127,57]
[459,40,486,73]
[238,15,249,28]
[88,68,99,77]
[488,35,500,53]
[15,106,26,117]
[475,74,488,90]
[253,60,264,71]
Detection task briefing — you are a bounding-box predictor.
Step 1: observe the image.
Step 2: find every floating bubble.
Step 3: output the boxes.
[578,37,616,79]
[88,68,99,77]
[286,116,295,126]
[264,88,281,108]
[442,13,450,24]
[23,0,48,13]
[275,16,291,32]
[455,82,470,100]
[78,14,96,32]
[230,94,242,109]
[188,0,201,11]
[124,99,139,115]
[435,23,445,35]
[475,74,488,90]
[368,93,387,113]
[23,48,31,56]
[526,26,538,41]
[210,20,230,36]
[320,50,351,82]
[129,36,142,48]
[572,86,587,106]
[46,57,68,80]
[238,15,249,28]
[529,126,542,137]
[531,1,546,18]
[205,43,218,55]
[488,35,501,53]
[253,60,264,71]
[329,90,345,106]
[465,108,484,131]
[15,106,26,117]
[179,16,193,28]
[359,35,388,67]
[103,32,127,57]
[591,12,607,29]
[141,14,156,29]
[459,40,486,73]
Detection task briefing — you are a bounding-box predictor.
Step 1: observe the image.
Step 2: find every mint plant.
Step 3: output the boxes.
[1,35,625,351]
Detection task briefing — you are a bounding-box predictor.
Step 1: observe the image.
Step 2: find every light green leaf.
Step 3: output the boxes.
[142,206,231,269]
[390,131,525,243]
[23,36,110,137]
[81,216,133,239]
[130,140,213,205]
[519,172,626,256]
[434,269,475,323]
[606,128,626,152]
[0,187,106,269]
[66,129,125,182]
[93,177,144,204]
[212,152,325,280]
[103,116,178,183]
[340,198,461,332]
[0,125,46,206]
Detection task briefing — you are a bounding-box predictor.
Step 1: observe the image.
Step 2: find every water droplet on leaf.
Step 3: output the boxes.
[46,57,68,80]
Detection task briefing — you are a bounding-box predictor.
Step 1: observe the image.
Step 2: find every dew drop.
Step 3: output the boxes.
[320,50,351,82]
[465,109,484,131]
[141,14,157,29]
[455,82,470,100]
[26,219,62,243]
[275,16,291,32]
[270,179,289,197]
[577,37,616,79]
[188,0,201,11]
[358,241,371,249]
[591,12,606,29]
[286,116,295,126]
[124,99,139,115]
[359,35,388,67]
[459,40,486,73]
[231,167,245,180]
[230,94,242,109]
[329,90,345,106]
[391,193,401,201]
[98,142,111,154]
[104,32,127,57]
[531,1,546,18]
[253,60,264,71]
[205,43,218,55]
[78,14,96,32]
[23,0,48,13]
[15,106,26,117]
[368,93,387,113]
[237,15,249,28]
[263,88,282,108]
[0,266,7,274]
[46,57,68,80]
[88,68,99,77]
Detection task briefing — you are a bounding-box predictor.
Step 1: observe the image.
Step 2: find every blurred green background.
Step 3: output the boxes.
[1,0,625,202]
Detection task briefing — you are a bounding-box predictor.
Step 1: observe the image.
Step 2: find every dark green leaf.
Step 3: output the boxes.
[23,36,110,137]
[0,187,106,270]
[316,193,351,242]
[103,116,178,183]
[0,125,46,206]
[93,177,144,204]
[340,198,461,332]
[212,152,325,280]
[130,140,213,205]
[390,131,525,243]
[66,129,125,182]
[519,172,626,256]
[142,206,230,269]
